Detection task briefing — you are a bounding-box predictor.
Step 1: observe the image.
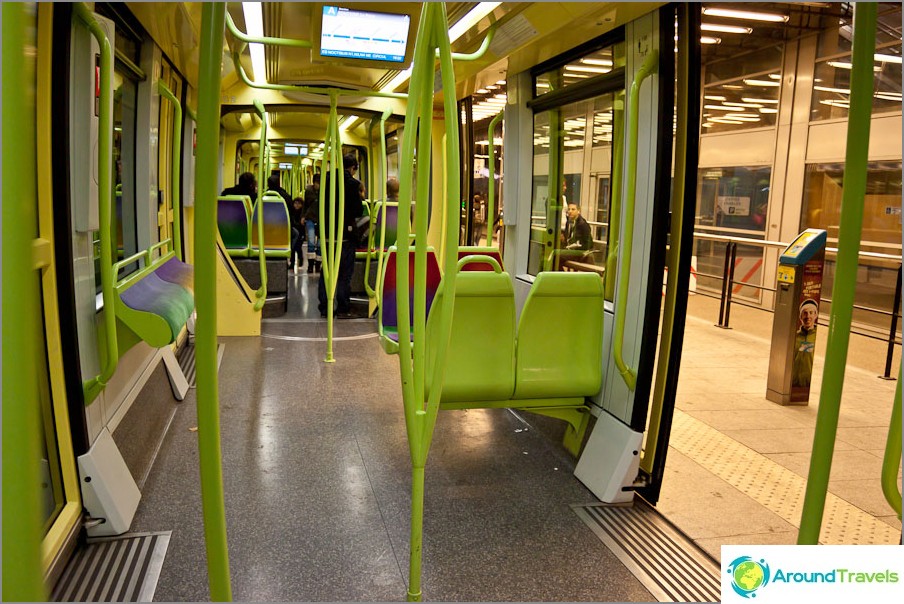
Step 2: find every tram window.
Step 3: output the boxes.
[535,46,623,97]
[94,68,139,292]
[695,166,771,233]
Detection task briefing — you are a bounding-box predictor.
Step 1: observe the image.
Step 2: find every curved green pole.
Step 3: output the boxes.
[195,3,233,600]
[612,49,658,392]
[319,92,344,362]
[158,80,184,259]
[375,109,392,308]
[225,10,312,49]
[604,93,625,302]
[252,99,268,310]
[642,15,691,474]
[798,2,877,544]
[364,108,393,301]
[486,110,504,248]
[881,368,902,518]
[231,49,408,100]
[395,5,461,600]
[2,3,46,600]
[74,2,117,402]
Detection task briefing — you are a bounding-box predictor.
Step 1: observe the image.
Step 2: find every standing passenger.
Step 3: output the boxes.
[303,174,321,274]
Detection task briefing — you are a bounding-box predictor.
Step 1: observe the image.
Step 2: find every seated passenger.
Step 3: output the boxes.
[221,171,257,204]
[549,203,593,270]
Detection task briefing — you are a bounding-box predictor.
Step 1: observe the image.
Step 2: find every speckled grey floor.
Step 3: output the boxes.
[128,273,654,602]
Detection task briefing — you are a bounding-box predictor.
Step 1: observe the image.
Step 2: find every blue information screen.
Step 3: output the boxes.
[320,6,410,63]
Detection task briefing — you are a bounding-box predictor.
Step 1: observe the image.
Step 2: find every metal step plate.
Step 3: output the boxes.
[51,531,171,602]
[572,501,721,602]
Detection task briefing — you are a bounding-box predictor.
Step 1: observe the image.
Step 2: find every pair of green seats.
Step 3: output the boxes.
[217,193,291,259]
[424,256,605,454]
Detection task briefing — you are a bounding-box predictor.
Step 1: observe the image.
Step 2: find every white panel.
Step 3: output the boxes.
[805,114,903,163]
[77,427,141,536]
[503,70,535,276]
[590,147,612,174]
[574,411,642,503]
[136,43,162,254]
[699,129,776,167]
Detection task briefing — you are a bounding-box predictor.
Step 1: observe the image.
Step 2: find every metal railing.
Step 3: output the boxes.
[691,231,902,379]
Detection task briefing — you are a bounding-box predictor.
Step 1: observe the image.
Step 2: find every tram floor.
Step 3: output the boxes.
[127,271,656,602]
[124,272,901,601]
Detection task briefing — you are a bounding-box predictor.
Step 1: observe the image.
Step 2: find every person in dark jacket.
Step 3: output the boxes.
[221,171,257,203]
[289,197,305,271]
[302,173,321,273]
[549,203,594,270]
[318,154,363,318]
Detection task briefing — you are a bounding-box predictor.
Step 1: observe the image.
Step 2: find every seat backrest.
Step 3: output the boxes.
[251,194,291,256]
[376,203,400,250]
[457,246,503,272]
[217,195,252,255]
[379,247,441,338]
[513,272,603,399]
[425,269,516,403]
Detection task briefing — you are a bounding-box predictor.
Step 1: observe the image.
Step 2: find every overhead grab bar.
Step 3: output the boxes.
[434,23,496,61]
[225,10,312,48]
[612,49,658,392]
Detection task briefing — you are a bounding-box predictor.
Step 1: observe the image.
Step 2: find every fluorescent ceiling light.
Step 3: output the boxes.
[744,78,780,87]
[449,2,500,43]
[339,115,359,132]
[758,107,778,114]
[814,85,850,94]
[565,64,612,74]
[820,99,850,108]
[875,53,903,64]
[701,23,753,34]
[704,95,726,101]
[702,122,714,128]
[704,104,740,111]
[477,88,489,94]
[242,2,266,83]
[827,60,881,71]
[701,36,722,45]
[875,92,903,101]
[381,67,413,94]
[742,97,778,104]
[581,58,614,67]
[722,84,744,90]
[701,7,789,22]
[724,101,764,108]
[709,117,743,124]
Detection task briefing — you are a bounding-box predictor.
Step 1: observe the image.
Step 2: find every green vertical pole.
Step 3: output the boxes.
[486,110,503,248]
[881,368,902,518]
[2,3,46,600]
[798,2,876,544]
[194,3,233,599]
[604,92,625,301]
[158,81,183,258]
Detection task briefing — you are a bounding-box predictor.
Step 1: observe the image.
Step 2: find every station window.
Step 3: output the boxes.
[801,161,902,329]
[700,44,783,135]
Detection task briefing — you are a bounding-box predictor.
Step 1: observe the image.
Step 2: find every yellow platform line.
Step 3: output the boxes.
[670,410,900,544]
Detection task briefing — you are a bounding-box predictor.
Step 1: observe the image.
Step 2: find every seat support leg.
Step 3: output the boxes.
[160,345,190,401]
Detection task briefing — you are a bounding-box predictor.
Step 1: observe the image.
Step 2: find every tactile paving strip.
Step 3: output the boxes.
[669,410,900,544]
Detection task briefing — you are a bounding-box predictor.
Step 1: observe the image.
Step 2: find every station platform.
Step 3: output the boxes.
[659,293,902,557]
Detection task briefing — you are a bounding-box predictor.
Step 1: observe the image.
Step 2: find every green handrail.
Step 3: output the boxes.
[158,81,184,259]
[542,105,563,272]
[195,4,232,600]
[395,4,461,600]
[798,2,877,544]
[225,10,312,49]
[74,2,118,403]
[374,112,394,309]
[612,49,658,392]
[435,23,496,61]
[486,110,504,248]
[252,99,268,310]
[642,12,692,474]
[363,108,393,301]
[2,2,46,600]
[319,92,345,362]
[112,240,173,291]
[882,368,902,518]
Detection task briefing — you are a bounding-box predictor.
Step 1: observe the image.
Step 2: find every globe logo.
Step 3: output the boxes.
[727,556,771,598]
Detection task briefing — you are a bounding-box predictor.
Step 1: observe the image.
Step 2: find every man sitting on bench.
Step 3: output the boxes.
[550,202,593,270]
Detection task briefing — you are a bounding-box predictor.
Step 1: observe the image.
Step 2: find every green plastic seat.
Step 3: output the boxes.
[513,272,604,400]
[425,266,516,403]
